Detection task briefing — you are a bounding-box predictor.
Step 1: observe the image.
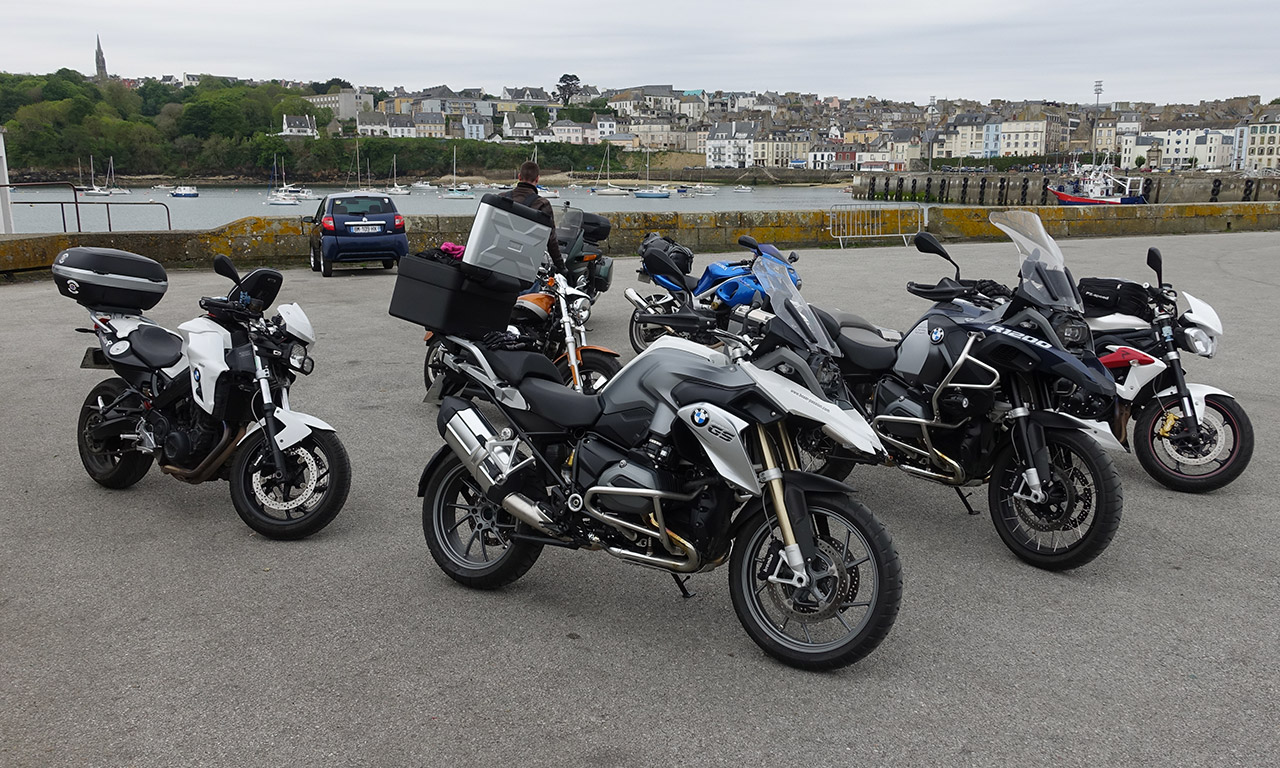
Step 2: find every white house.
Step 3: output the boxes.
[356,111,389,137]
[387,114,415,139]
[705,121,758,168]
[551,120,585,144]
[502,113,536,140]
[279,114,318,138]
[462,114,492,141]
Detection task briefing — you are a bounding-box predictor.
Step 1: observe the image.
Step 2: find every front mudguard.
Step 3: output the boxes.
[1038,410,1129,453]
[241,408,335,450]
[1152,382,1231,421]
[553,344,621,365]
[728,470,859,563]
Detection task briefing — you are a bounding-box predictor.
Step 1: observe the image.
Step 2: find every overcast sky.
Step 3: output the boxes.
[3,0,1277,106]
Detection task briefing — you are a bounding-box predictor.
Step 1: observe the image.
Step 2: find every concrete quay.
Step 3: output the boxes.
[1,230,1276,766]
[3,201,1280,275]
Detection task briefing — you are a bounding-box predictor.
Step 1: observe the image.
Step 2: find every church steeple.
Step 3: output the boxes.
[95,35,107,81]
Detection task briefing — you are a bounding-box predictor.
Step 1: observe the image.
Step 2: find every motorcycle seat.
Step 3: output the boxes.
[827,309,879,334]
[129,324,183,369]
[835,329,898,373]
[516,378,603,427]
[486,349,563,385]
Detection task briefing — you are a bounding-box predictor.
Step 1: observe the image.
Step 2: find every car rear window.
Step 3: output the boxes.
[331,196,396,216]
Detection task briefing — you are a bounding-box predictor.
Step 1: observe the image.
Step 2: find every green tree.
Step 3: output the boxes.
[555,74,581,106]
[1134,156,1146,169]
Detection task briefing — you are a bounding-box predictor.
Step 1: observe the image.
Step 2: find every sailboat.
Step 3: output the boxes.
[266,155,300,206]
[384,154,410,195]
[634,148,671,198]
[593,144,629,196]
[443,146,475,199]
[105,157,130,194]
[81,156,111,196]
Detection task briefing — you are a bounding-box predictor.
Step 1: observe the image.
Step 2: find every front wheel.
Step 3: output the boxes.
[728,493,902,671]
[1133,395,1253,493]
[77,378,153,489]
[989,428,1122,570]
[555,348,622,394]
[229,429,351,539]
[628,294,677,354]
[423,452,544,589]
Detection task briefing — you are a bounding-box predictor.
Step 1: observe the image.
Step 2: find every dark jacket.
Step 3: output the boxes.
[500,182,564,273]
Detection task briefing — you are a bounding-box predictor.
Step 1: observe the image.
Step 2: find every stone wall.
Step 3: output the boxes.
[4,202,1280,273]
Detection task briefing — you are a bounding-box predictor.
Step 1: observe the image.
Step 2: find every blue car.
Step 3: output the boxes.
[304,193,409,277]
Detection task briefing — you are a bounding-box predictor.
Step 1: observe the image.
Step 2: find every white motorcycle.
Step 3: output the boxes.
[55,248,350,539]
[1081,247,1253,492]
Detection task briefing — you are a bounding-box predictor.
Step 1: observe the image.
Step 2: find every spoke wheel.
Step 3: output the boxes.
[1134,395,1253,493]
[728,493,901,670]
[422,453,543,589]
[989,428,1121,570]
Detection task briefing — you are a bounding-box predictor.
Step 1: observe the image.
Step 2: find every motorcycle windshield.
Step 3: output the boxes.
[989,210,1083,313]
[555,206,583,242]
[752,255,836,355]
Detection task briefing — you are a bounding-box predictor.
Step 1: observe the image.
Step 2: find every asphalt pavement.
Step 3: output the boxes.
[1,229,1277,767]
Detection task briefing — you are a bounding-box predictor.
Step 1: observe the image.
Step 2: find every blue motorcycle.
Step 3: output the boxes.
[623,232,801,353]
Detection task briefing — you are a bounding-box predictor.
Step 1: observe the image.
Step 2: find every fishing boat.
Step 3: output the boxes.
[733,185,754,193]
[151,183,175,191]
[1049,163,1146,205]
[442,146,476,199]
[169,185,199,198]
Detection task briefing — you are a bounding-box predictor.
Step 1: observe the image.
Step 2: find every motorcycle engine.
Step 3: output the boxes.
[160,420,220,467]
[573,435,674,515]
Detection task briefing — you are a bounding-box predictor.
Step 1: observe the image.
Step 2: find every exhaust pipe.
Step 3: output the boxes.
[623,287,649,310]
[500,493,570,540]
[438,396,532,496]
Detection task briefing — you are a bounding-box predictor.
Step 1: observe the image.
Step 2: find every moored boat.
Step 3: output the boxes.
[169,186,199,198]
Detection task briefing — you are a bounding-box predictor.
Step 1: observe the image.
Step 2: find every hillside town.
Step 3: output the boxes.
[276,81,1280,174]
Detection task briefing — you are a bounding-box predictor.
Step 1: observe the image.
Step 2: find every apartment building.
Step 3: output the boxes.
[413,112,446,139]
[706,121,759,168]
[1244,106,1280,170]
[303,89,373,121]
[551,120,586,144]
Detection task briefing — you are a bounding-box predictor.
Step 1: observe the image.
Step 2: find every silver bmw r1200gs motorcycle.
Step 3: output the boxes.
[413,255,902,670]
[55,248,350,539]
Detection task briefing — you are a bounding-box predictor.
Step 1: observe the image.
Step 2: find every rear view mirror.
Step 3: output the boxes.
[213,254,240,284]
[737,235,759,251]
[1146,247,1164,286]
[302,215,314,224]
[913,233,961,282]
[788,252,800,264]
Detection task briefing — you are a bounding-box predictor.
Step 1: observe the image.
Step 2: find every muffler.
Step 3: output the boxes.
[623,287,650,310]
[437,396,533,498]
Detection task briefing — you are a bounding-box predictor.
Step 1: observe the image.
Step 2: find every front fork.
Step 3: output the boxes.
[1157,317,1200,439]
[557,292,585,392]
[756,424,815,589]
[1007,384,1051,504]
[253,351,289,478]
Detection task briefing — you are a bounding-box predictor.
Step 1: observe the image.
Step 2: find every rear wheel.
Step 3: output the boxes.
[989,428,1122,570]
[308,244,320,272]
[555,348,622,394]
[423,336,447,390]
[728,492,901,670]
[628,294,677,353]
[1133,395,1253,493]
[382,259,396,270]
[423,453,543,589]
[77,378,153,489]
[229,429,350,539]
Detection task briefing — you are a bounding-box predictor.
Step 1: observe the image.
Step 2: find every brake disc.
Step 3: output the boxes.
[765,538,859,622]
[252,446,319,512]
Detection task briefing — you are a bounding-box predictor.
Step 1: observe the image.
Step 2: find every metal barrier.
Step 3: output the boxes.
[1,182,172,232]
[827,202,925,247]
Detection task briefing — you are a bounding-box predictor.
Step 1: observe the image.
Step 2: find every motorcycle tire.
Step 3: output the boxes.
[423,337,447,390]
[728,492,902,671]
[422,452,544,589]
[989,428,1122,571]
[555,349,622,395]
[77,378,154,489]
[1133,395,1253,493]
[229,429,351,540]
[627,294,677,354]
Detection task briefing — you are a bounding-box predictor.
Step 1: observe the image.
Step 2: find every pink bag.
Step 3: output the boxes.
[440,242,465,259]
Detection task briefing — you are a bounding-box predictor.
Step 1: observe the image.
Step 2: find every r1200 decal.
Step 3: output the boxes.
[987,324,1053,349]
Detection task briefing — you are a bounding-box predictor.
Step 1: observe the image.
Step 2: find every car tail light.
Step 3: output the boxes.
[393,214,405,232]
[321,215,335,232]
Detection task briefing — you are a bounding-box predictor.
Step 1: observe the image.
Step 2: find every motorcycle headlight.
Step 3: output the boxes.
[570,296,592,325]
[288,342,314,375]
[1051,314,1091,349]
[1182,327,1216,358]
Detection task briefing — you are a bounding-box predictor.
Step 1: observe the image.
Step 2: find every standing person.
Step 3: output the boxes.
[500,161,565,274]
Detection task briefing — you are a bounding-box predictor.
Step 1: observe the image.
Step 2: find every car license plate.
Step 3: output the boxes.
[349,224,381,233]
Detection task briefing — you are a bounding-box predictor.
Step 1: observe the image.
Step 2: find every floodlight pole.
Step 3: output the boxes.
[0,127,14,235]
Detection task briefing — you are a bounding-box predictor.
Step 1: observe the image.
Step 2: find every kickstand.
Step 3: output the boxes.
[671,573,695,599]
[955,487,980,516]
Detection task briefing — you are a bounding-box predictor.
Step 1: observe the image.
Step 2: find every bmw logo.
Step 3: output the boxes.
[192,369,201,381]
[930,327,945,344]
[691,408,710,427]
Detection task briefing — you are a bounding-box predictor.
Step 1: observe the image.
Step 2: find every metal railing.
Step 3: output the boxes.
[827,202,925,247]
[1,182,172,232]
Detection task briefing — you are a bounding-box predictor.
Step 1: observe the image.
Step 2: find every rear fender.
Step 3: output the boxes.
[418,445,455,497]
[241,408,335,450]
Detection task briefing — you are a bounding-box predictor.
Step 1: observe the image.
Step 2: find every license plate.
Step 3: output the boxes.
[349,224,381,233]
